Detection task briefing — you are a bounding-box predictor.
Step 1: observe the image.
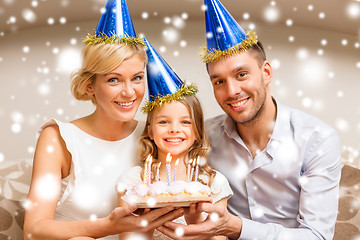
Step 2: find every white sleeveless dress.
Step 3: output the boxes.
[40,119,144,240]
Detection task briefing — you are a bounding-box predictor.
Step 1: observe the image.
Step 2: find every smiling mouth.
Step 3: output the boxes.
[114,100,135,107]
[165,138,184,143]
[229,98,248,108]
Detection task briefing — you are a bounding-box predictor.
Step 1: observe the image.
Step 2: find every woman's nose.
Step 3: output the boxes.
[121,83,135,97]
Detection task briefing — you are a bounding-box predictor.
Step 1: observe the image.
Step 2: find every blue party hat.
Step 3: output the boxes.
[201,0,258,63]
[142,38,197,112]
[84,0,144,45]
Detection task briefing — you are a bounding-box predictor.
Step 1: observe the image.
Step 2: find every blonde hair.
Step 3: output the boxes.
[71,43,147,104]
[138,94,216,187]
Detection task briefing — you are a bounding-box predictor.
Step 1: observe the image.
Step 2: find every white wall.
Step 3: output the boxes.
[0,18,359,161]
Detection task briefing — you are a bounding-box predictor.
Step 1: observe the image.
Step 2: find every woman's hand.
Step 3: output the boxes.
[107,204,184,235]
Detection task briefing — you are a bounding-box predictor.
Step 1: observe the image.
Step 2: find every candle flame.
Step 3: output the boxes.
[166,153,172,163]
[175,159,179,166]
[146,154,152,163]
[149,155,153,164]
[192,158,197,166]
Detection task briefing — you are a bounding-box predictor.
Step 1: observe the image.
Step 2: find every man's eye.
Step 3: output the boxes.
[236,72,247,78]
[214,80,224,85]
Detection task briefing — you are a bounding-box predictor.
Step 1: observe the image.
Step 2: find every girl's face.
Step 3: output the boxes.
[149,101,197,162]
[87,55,145,123]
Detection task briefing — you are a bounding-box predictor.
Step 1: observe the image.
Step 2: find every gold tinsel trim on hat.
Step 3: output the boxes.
[83,32,145,46]
[142,82,198,112]
[200,30,258,63]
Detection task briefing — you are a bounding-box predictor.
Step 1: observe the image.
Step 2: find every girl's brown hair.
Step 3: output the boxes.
[138,94,216,187]
[70,43,147,104]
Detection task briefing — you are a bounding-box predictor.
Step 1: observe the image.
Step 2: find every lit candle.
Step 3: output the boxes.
[166,153,172,186]
[187,159,193,182]
[156,162,161,182]
[190,158,196,181]
[173,159,179,183]
[195,157,199,182]
[147,155,153,186]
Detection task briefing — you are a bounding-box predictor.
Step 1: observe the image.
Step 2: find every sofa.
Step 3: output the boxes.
[1,149,359,239]
[0,159,32,240]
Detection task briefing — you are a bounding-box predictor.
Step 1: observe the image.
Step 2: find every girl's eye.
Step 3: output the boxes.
[182,120,191,125]
[159,120,168,124]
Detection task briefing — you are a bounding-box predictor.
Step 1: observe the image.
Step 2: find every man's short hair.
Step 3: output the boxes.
[205,40,267,71]
[247,41,266,68]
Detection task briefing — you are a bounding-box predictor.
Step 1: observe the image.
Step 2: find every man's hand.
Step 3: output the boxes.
[184,203,204,224]
[157,202,242,240]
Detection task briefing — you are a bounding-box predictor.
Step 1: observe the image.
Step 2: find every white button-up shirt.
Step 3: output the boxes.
[206,100,341,240]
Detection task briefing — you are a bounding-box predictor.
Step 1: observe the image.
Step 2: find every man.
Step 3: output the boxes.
[157,0,341,239]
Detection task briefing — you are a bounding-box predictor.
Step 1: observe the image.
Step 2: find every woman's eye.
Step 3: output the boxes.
[133,76,143,82]
[108,78,118,84]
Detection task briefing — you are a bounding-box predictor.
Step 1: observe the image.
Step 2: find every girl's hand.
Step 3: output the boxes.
[184,203,204,224]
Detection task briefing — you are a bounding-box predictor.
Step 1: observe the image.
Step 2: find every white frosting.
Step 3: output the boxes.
[167,181,186,194]
[132,184,149,197]
[125,180,211,198]
[148,181,168,196]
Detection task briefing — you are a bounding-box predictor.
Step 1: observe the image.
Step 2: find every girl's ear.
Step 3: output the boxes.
[148,125,154,140]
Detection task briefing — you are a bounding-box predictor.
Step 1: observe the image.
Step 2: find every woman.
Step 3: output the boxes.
[23,0,183,239]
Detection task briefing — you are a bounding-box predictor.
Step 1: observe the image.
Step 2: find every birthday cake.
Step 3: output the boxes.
[122,180,212,208]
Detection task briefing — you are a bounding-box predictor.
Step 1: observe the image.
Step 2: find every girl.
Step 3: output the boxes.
[117,93,233,240]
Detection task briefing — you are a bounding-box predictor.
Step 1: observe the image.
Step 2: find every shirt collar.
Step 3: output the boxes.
[270,97,292,142]
[265,98,294,159]
[222,115,247,148]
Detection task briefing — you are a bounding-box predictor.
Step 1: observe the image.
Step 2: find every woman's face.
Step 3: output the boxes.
[87,55,145,123]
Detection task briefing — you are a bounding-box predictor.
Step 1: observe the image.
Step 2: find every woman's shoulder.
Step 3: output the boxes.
[39,118,74,134]
[38,119,63,139]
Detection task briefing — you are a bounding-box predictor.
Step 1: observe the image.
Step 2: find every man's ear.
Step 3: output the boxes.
[263,61,273,86]
[148,125,154,140]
